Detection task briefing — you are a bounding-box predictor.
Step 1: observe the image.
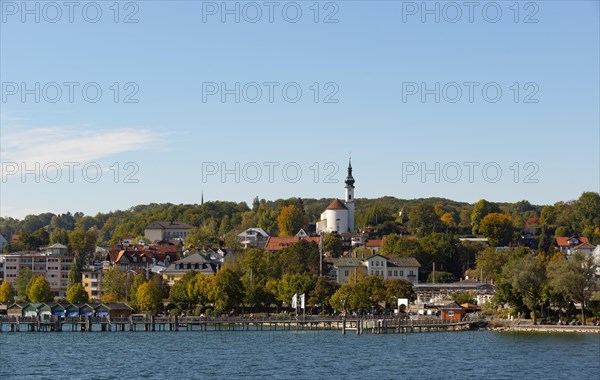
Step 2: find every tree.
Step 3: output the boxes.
[408,203,438,236]
[66,283,89,304]
[382,278,415,309]
[276,272,315,307]
[15,267,34,302]
[323,233,342,257]
[277,205,305,237]
[471,199,501,234]
[68,228,97,265]
[308,277,339,313]
[574,192,600,231]
[136,281,164,314]
[427,271,454,283]
[102,268,127,303]
[67,262,81,289]
[210,268,244,313]
[479,213,514,247]
[548,253,598,325]
[27,276,53,302]
[169,271,197,310]
[189,273,215,307]
[451,291,477,305]
[49,227,69,245]
[500,254,547,325]
[129,273,147,308]
[475,247,511,283]
[0,281,15,302]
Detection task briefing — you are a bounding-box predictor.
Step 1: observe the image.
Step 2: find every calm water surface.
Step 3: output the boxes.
[1,330,598,379]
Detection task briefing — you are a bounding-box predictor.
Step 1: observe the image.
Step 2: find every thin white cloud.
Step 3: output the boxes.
[1,126,167,164]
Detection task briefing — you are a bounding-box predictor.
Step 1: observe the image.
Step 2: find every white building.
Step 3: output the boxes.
[316,160,355,233]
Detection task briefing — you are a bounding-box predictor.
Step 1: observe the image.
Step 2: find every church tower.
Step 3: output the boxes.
[344,159,355,232]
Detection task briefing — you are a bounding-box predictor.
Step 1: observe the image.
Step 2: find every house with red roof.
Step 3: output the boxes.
[555,235,590,255]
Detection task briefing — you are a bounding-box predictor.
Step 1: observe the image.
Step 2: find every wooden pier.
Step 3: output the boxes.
[0,315,477,335]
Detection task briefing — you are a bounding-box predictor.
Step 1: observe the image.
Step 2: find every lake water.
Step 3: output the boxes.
[1,330,598,379]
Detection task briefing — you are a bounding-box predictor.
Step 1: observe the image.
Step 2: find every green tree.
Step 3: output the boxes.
[136,281,164,314]
[451,291,477,305]
[500,254,547,325]
[66,283,89,304]
[276,272,315,307]
[277,205,305,237]
[15,267,34,302]
[67,262,81,289]
[323,233,342,257]
[308,276,339,313]
[27,276,53,302]
[0,281,16,302]
[49,227,69,245]
[475,247,511,283]
[471,199,501,234]
[574,192,600,231]
[382,278,416,309]
[102,268,127,303]
[408,203,439,236]
[479,213,514,246]
[188,273,215,307]
[169,271,197,310]
[548,253,598,325]
[68,228,97,265]
[210,268,244,313]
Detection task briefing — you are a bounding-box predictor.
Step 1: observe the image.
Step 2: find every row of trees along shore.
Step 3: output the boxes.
[2,244,597,325]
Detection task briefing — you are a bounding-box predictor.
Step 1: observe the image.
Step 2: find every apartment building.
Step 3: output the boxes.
[1,243,72,298]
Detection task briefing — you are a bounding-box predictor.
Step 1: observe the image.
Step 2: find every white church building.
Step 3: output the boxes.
[316,160,356,234]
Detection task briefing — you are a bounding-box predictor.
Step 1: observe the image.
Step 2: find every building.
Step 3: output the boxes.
[104,244,177,274]
[162,253,219,286]
[440,302,465,322]
[237,228,270,249]
[144,221,192,243]
[317,160,355,233]
[328,254,421,285]
[1,243,72,298]
[570,242,596,256]
[555,235,590,254]
[82,268,103,301]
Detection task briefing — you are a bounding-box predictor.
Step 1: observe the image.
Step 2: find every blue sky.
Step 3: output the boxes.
[1,0,599,218]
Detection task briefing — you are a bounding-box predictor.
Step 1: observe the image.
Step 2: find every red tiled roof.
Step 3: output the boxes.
[366,239,383,248]
[326,199,348,210]
[556,236,589,247]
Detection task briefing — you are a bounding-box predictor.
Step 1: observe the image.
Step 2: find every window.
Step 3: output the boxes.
[409,270,414,276]
[394,270,398,277]
[448,311,454,317]
[344,270,349,276]
[388,270,392,277]
[400,271,404,276]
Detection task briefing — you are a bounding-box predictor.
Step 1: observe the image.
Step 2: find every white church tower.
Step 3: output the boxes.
[344,159,355,232]
[316,158,356,234]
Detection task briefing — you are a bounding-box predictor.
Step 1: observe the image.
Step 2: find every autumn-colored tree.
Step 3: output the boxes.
[479,213,514,247]
[27,276,53,302]
[0,281,15,302]
[129,273,147,308]
[471,199,501,234]
[277,205,305,237]
[136,281,164,314]
[66,283,89,304]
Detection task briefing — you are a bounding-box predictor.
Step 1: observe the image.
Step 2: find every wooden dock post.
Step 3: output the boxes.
[342,318,346,335]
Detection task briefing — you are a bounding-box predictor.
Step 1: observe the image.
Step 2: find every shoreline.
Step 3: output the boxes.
[492,324,600,334]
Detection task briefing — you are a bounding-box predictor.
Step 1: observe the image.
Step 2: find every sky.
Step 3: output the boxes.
[0,0,599,219]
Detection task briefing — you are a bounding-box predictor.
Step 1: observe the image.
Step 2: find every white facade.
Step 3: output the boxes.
[319,208,349,234]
